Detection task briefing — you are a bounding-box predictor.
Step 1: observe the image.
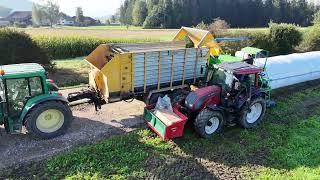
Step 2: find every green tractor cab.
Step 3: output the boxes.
[0,63,72,139]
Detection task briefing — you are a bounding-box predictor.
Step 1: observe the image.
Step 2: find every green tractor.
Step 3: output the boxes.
[0,63,72,139]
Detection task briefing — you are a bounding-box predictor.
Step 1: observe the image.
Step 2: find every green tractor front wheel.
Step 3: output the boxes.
[25,101,72,139]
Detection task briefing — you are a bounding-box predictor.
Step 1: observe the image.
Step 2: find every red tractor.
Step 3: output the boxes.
[172,61,268,138]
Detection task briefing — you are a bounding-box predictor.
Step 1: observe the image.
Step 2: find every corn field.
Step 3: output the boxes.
[34,36,167,59]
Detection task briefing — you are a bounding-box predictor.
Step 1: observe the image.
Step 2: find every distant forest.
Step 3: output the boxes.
[118,0,320,28]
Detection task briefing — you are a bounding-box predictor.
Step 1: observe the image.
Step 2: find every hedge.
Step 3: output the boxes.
[0,28,52,69]
[34,32,273,59]
[269,23,302,55]
[221,23,303,56]
[299,14,320,52]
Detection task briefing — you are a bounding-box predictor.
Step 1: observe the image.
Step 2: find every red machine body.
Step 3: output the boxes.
[185,86,221,112]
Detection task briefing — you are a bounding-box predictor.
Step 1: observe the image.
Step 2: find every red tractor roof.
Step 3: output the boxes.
[214,61,262,75]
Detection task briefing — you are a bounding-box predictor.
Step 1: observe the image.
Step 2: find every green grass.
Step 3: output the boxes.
[61,25,144,30]
[51,57,90,88]
[4,82,320,179]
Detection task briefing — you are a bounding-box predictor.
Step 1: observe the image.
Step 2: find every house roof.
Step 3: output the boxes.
[84,16,95,21]
[71,16,96,21]
[6,11,31,20]
[61,15,74,21]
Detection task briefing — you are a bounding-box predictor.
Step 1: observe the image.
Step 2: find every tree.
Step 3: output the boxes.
[105,19,111,25]
[119,0,135,25]
[143,5,162,28]
[208,18,230,37]
[313,10,320,25]
[132,0,148,26]
[147,0,159,12]
[75,7,84,25]
[110,15,117,23]
[161,0,173,28]
[42,1,60,27]
[123,0,318,28]
[32,3,41,26]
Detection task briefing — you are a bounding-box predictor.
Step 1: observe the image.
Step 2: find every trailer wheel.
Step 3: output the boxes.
[194,108,224,138]
[239,97,266,128]
[25,101,72,139]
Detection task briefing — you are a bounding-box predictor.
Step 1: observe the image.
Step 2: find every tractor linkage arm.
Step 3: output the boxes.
[67,88,103,111]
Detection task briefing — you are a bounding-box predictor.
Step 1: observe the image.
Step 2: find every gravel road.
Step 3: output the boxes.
[0,88,146,170]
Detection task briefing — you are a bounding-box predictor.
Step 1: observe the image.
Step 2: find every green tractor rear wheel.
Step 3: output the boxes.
[25,101,72,139]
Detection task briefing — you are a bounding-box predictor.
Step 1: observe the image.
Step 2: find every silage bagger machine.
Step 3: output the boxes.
[68,27,272,140]
[0,27,271,140]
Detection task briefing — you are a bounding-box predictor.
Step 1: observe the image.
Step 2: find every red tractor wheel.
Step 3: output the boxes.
[194,108,224,138]
[239,97,266,128]
[170,89,189,106]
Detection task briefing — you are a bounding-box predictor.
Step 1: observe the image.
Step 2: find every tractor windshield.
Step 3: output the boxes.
[211,69,234,90]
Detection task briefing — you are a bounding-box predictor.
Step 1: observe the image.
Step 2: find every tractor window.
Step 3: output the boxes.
[211,69,233,89]
[0,79,5,102]
[6,78,29,118]
[29,77,43,96]
[248,74,256,85]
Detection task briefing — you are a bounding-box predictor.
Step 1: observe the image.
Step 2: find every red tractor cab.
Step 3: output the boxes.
[182,61,268,138]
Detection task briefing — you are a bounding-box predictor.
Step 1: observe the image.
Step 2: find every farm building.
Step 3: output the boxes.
[4,11,32,25]
[58,15,75,26]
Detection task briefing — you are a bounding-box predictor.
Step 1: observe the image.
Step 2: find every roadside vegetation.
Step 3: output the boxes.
[3,82,320,179]
[51,58,90,88]
[16,24,314,60]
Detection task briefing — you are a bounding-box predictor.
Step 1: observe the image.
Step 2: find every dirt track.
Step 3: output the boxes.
[0,88,146,170]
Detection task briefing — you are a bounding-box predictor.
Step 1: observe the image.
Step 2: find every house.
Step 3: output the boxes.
[0,17,10,27]
[5,11,32,25]
[58,15,75,25]
[83,16,98,26]
[72,16,99,26]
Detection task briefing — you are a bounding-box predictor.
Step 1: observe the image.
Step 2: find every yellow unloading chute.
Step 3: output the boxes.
[173,26,222,56]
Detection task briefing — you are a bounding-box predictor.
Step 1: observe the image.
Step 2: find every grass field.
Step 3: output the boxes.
[61,25,144,30]
[50,57,90,88]
[4,67,320,179]
[21,26,310,39]
[20,27,176,41]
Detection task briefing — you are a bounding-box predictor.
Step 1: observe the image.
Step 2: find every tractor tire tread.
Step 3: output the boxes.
[25,100,73,139]
[238,97,266,129]
[194,108,223,139]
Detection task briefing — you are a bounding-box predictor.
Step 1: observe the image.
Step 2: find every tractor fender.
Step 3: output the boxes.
[20,94,68,122]
[205,105,225,118]
[236,90,268,110]
[252,90,269,100]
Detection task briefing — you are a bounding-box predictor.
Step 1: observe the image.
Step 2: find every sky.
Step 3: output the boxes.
[47,0,123,18]
[0,0,123,18]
